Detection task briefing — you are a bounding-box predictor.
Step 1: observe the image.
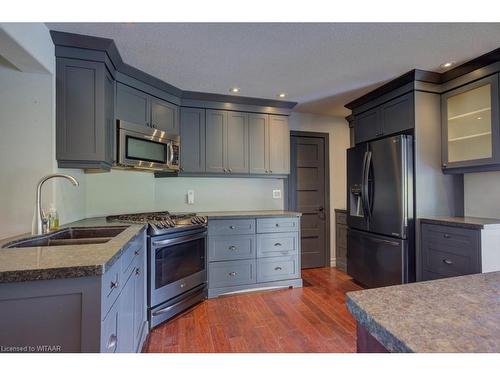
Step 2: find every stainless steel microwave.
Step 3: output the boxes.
[116,120,180,172]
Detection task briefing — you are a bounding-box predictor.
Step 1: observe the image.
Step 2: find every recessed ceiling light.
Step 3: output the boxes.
[229,87,240,94]
[278,93,287,98]
[440,61,456,69]
[477,116,483,120]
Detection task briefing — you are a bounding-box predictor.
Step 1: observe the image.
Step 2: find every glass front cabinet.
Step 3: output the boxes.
[441,74,500,173]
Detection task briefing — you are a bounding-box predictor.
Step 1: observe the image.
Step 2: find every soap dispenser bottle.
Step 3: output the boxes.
[48,204,60,231]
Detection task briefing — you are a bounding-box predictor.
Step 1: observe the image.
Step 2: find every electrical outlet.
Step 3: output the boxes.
[187,190,195,204]
[272,189,281,199]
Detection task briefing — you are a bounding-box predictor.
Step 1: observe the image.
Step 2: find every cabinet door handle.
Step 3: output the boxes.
[134,250,139,256]
[274,243,282,247]
[275,223,280,227]
[228,168,232,173]
[228,245,237,251]
[443,259,453,265]
[228,271,237,276]
[443,234,451,239]
[110,280,119,290]
[274,266,282,271]
[269,170,273,174]
[135,267,140,275]
[229,225,236,229]
[107,334,117,350]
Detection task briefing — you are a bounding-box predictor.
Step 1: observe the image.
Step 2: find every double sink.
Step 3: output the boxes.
[2,226,128,248]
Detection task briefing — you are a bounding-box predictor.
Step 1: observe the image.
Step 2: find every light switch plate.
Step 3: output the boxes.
[272,189,282,199]
[187,190,195,204]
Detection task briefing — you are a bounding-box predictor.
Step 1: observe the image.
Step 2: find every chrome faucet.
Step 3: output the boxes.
[32,174,79,235]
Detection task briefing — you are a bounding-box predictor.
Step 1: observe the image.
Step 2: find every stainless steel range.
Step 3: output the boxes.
[107,211,208,328]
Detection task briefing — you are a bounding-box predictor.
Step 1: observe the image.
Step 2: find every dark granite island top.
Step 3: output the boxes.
[0,218,146,284]
[346,272,500,353]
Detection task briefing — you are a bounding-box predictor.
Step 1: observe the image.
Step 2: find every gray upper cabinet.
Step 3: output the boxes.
[354,92,414,144]
[116,82,179,134]
[180,107,206,173]
[249,113,269,174]
[354,108,381,144]
[206,109,227,173]
[151,97,179,134]
[115,83,150,127]
[226,111,249,173]
[441,74,500,173]
[56,57,115,170]
[269,115,290,174]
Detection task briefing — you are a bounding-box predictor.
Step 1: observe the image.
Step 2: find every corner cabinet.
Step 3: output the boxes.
[354,92,414,144]
[56,58,115,170]
[116,82,179,134]
[180,107,206,173]
[441,74,500,173]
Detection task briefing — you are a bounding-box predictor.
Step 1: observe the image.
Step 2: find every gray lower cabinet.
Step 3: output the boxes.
[335,209,347,272]
[0,230,148,353]
[56,57,115,170]
[207,217,302,298]
[180,107,206,173]
[354,92,414,144]
[116,82,179,134]
[421,223,481,281]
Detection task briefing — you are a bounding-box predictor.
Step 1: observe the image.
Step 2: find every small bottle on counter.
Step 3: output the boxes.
[48,204,60,231]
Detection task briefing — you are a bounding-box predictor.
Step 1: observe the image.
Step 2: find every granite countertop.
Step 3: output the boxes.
[346,272,500,353]
[420,216,500,229]
[199,210,302,219]
[0,218,146,284]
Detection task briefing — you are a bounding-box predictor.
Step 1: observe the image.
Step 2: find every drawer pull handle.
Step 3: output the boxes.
[134,250,139,256]
[275,223,280,227]
[443,234,451,239]
[443,259,453,265]
[228,272,237,276]
[135,267,140,276]
[107,334,117,350]
[229,226,236,229]
[274,267,282,271]
[274,243,282,247]
[110,280,119,289]
[228,245,237,251]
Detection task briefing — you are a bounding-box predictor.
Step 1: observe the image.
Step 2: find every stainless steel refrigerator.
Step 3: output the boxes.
[347,134,414,288]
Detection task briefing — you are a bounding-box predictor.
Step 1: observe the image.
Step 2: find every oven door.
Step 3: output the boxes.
[149,229,207,308]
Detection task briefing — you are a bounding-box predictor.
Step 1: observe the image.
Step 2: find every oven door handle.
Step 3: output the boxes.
[152,232,206,248]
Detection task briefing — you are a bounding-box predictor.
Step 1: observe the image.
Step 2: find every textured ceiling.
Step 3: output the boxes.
[47,23,500,116]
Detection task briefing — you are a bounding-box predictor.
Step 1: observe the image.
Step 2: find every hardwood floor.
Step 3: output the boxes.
[143,267,362,353]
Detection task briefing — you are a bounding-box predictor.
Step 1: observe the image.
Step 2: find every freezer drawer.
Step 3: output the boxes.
[347,229,408,288]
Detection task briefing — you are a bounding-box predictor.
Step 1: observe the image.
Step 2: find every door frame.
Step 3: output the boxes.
[286,131,331,268]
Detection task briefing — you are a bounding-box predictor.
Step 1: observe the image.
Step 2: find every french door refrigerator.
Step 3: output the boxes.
[347,134,414,288]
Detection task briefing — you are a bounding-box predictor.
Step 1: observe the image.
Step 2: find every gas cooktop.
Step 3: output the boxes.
[106,211,207,236]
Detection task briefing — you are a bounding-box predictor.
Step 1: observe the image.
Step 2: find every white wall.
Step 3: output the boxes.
[464,172,500,218]
[85,170,284,217]
[0,23,86,239]
[288,112,350,265]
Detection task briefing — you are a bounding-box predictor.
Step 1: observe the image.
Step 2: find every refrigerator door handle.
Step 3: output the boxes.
[362,151,372,218]
[360,150,368,218]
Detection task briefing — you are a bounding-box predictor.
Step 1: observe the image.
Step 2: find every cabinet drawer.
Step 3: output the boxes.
[208,219,256,236]
[423,246,477,278]
[421,224,479,256]
[209,235,256,261]
[256,232,299,258]
[209,260,255,288]
[102,257,122,319]
[256,256,300,283]
[335,211,347,225]
[100,299,119,353]
[120,231,145,276]
[256,218,299,233]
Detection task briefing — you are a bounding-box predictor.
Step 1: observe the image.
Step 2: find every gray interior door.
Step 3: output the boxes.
[290,134,327,269]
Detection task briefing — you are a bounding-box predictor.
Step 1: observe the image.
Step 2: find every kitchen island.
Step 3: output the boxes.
[346,272,500,353]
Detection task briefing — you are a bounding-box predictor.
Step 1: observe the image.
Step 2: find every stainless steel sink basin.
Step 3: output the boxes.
[2,226,128,248]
